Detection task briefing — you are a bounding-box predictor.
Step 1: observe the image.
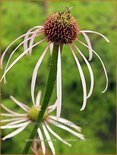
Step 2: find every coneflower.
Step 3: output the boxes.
[0,8,109,118]
[1,90,84,155]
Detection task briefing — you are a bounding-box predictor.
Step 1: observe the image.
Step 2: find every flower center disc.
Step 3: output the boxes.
[28,106,48,122]
[28,106,39,121]
[43,8,80,44]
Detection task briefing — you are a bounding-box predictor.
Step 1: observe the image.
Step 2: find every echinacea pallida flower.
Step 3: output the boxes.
[1,90,85,155]
[0,8,109,118]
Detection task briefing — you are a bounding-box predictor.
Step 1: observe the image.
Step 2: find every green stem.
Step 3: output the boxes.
[23,43,62,154]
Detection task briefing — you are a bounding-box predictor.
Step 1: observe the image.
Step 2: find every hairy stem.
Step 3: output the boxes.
[23,43,63,154]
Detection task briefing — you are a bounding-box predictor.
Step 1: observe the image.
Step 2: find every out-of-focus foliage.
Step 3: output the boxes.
[1,0,116,154]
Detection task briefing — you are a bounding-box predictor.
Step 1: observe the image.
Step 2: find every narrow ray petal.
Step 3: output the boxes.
[56,45,62,118]
[80,30,110,42]
[1,117,27,123]
[28,30,42,55]
[0,38,46,82]
[2,124,28,140]
[38,128,46,154]
[23,26,43,53]
[80,32,93,61]
[10,96,29,112]
[4,118,28,126]
[1,113,27,117]
[73,43,94,98]
[0,32,34,68]
[48,100,57,113]
[31,45,49,105]
[48,119,85,140]
[49,43,54,55]
[3,33,41,83]
[49,116,81,132]
[1,121,30,129]
[45,122,71,147]
[36,90,42,107]
[69,46,87,111]
[1,104,26,115]
[77,39,108,93]
[42,123,55,155]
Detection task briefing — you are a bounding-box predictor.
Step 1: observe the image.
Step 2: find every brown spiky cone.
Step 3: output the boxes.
[43,8,80,44]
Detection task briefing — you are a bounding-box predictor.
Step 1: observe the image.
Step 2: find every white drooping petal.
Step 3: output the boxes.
[48,119,85,141]
[37,128,46,154]
[23,26,43,53]
[28,30,42,55]
[36,90,42,107]
[48,100,57,113]
[42,123,55,155]
[0,38,46,82]
[80,32,93,61]
[78,39,108,93]
[2,124,28,140]
[1,121,30,129]
[1,113,27,117]
[56,45,62,118]
[69,46,87,111]
[49,116,81,132]
[73,43,94,98]
[1,117,27,123]
[10,96,29,112]
[93,52,108,93]
[49,43,54,55]
[80,30,110,43]
[1,104,26,115]
[31,45,49,105]
[3,34,41,83]
[45,122,71,147]
[4,118,28,126]
[0,32,34,68]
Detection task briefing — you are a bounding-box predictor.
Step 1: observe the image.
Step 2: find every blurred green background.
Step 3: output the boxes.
[1,0,116,154]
